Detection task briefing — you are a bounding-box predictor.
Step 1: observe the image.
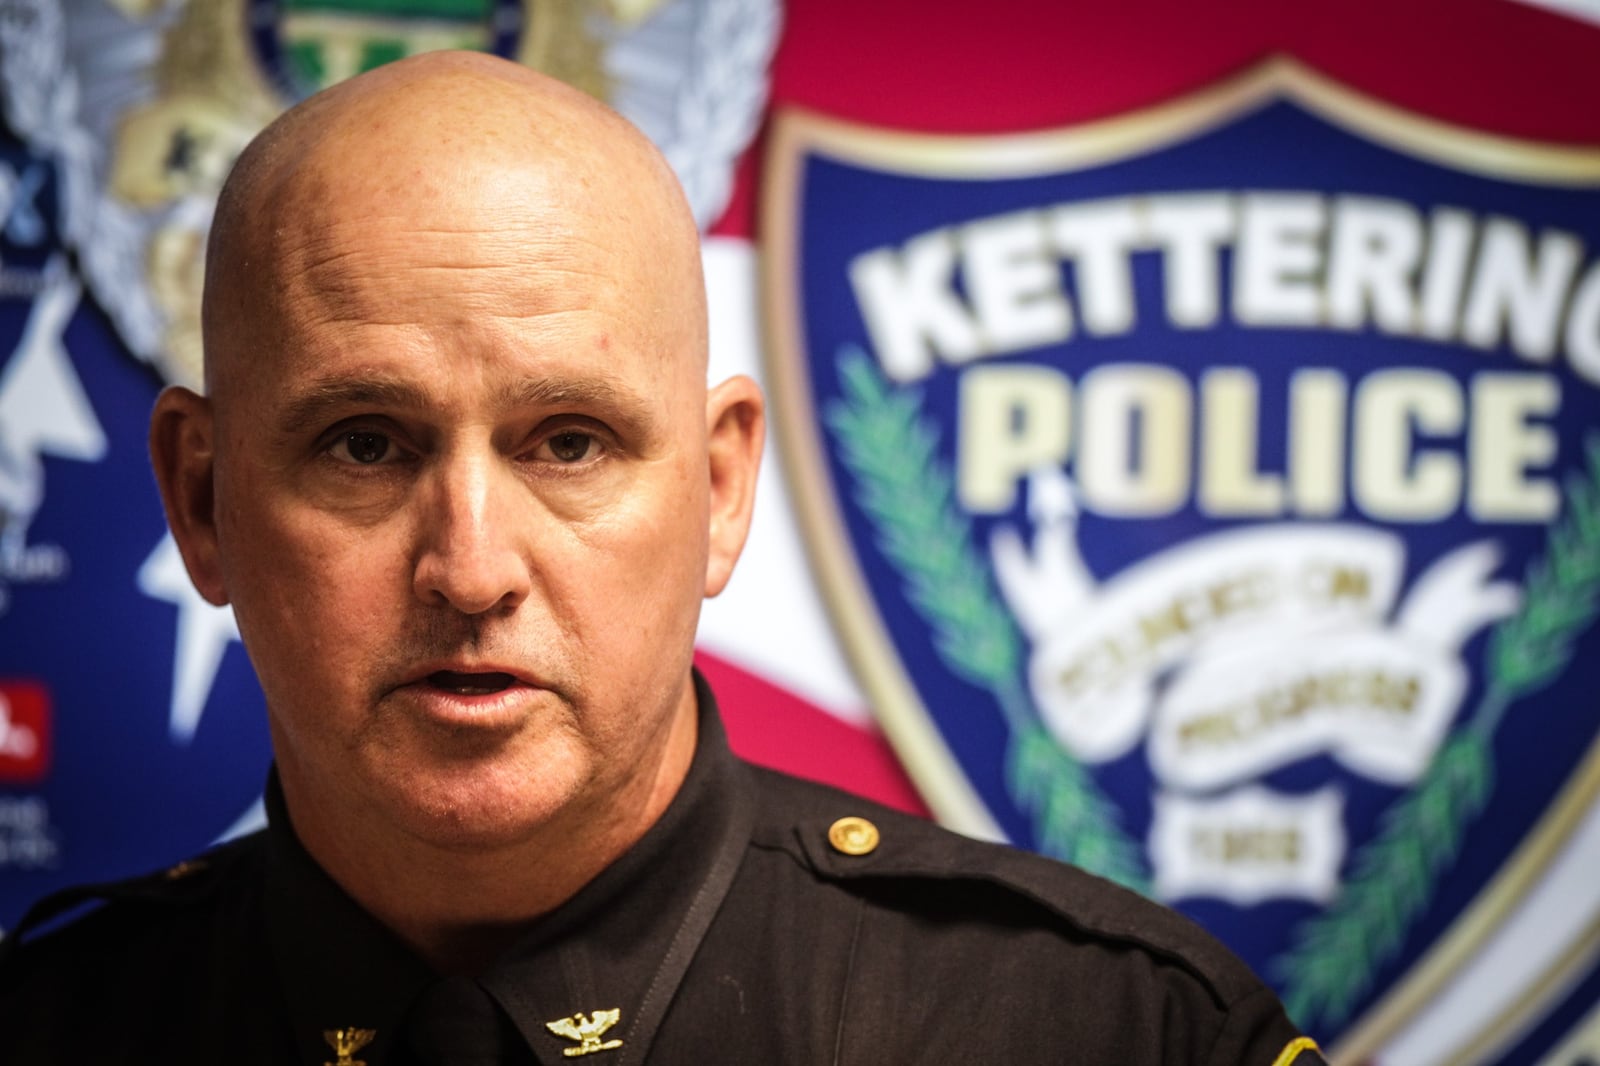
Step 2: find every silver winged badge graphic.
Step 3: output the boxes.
[0,0,778,390]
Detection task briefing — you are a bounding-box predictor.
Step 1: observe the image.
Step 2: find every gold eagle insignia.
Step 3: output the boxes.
[322,1027,376,1066]
[545,1008,624,1057]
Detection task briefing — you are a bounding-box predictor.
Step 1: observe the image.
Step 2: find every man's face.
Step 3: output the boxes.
[199,147,717,851]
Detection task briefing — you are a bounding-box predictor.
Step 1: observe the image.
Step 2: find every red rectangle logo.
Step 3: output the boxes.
[0,681,51,784]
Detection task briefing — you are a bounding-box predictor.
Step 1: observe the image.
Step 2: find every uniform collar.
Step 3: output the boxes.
[265,671,752,1065]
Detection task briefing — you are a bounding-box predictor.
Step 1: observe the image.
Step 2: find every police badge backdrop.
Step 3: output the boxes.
[3,2,1599,1064]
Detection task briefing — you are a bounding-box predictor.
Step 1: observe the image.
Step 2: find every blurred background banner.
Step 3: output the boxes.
[1,2,1598,1064]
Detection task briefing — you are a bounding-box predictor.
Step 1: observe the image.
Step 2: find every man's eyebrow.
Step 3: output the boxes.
[272,374,657,435]
[498,377,654,422]
[499,377,661,439]
[275,378,434,435]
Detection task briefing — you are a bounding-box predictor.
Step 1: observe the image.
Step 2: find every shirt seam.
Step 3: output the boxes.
[829,893,867,1066]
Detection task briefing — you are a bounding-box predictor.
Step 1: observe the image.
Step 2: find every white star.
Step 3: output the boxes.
[0,258,105,564]
[215,797,266,842]
[137,533,240,743]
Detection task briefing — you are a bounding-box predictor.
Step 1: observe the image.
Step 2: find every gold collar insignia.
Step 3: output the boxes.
[323,1027,375,1066]
[545,1009,624,1057]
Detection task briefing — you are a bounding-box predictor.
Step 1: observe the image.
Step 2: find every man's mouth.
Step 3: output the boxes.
[426,671,517,696]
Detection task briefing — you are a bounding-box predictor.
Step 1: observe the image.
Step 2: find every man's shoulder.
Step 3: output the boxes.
[745,763,1263,1006]
[0,834,278,1058]
[0,832,266,992]
[737,764,1323,1064]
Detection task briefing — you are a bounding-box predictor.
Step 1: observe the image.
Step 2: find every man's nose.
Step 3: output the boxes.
[411,455,532,615]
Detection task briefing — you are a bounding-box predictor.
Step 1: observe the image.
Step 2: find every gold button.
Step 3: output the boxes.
[827,816,880,856]
[164,859,206,880]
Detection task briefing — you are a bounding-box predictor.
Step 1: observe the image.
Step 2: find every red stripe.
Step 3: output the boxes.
[710,0,1600,239]
[694,651,932,817]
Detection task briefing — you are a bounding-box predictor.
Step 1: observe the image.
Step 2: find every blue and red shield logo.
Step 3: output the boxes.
[763,60,1600,1055]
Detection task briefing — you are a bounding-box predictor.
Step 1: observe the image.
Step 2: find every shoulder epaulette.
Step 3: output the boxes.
[752,767,1259,1006]
[0,832,260,968]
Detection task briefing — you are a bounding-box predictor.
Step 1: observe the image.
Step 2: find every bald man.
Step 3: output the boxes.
[0,53,1323,1066]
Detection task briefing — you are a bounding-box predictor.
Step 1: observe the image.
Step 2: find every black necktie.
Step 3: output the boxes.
[398,976,532,1066]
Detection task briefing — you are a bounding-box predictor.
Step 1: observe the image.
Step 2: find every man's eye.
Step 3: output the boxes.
[332,431,393,464]
[544,431,595,463]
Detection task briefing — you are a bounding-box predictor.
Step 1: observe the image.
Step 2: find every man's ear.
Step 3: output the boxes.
[703,374,765,598]
[149,386,230,607]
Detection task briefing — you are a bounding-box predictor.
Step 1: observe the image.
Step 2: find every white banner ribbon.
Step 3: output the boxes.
[1001,521,1405,762]
[1151,630,1463,789]
[994,484,1519,780]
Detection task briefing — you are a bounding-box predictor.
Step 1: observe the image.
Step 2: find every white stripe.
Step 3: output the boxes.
[696,237,872,724]
[1378,793,1600,1064]
[1510,0,1600,27]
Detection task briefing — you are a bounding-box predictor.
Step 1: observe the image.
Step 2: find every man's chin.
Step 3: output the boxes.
[378,759,589,854]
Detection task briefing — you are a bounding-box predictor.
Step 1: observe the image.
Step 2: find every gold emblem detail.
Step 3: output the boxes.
[163,858,206,880]
[545,1009,624,1057]
[323,1028,376,1066]
[1270,1036,1324,1066]
[98,0,619,391]
[828,816,881,856]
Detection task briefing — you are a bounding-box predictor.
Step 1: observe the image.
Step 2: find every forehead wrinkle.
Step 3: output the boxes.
[276,226,629,326]
[284,216,553,265]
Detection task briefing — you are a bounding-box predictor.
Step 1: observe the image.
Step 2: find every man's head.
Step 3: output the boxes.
[150,52,763,877]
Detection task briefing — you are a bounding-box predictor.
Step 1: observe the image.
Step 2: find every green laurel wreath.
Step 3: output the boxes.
[1275,434,1600,1030]
[823,345,1146,890]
